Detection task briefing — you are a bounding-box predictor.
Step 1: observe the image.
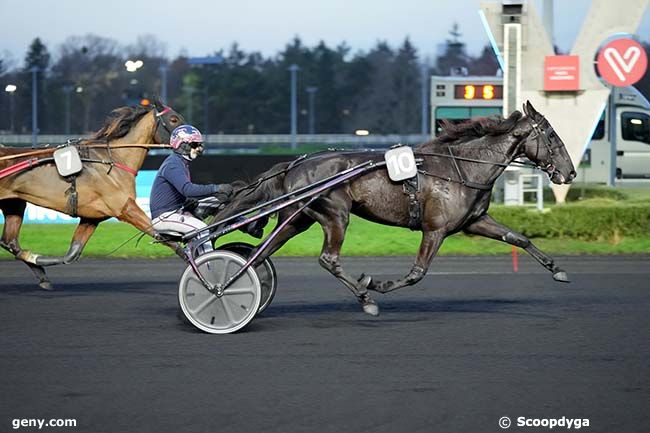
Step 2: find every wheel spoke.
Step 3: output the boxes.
[188,275,208,287]
[224,288,255,296]
[219,258,233,285]
[221,297,236,324]
[190,294,218,315]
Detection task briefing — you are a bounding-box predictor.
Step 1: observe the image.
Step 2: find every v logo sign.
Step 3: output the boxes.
[604,47,641,82]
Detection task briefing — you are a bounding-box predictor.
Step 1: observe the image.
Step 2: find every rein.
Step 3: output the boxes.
[0,143,171,162]
[233,149,364,196]
[414,147,539,191]
[0,143,172,181]
[233,136,545,196]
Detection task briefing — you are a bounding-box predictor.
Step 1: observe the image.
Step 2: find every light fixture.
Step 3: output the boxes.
[355,129,370,136]
[5,84,17,93]
[75,86,83,93]
[630,119,643,125]
[125,59,144,72]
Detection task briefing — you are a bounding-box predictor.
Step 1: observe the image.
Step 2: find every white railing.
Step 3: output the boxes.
[0,134,431,149]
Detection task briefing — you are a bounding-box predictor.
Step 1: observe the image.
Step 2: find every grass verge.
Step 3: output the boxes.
[1,216,648,259]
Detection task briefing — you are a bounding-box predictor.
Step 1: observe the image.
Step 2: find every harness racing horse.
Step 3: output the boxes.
[217,101,577,315]
[0,101,185,289]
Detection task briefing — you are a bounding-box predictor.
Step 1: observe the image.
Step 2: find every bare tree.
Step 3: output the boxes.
[54,35,124,132]
[126,34,167,59]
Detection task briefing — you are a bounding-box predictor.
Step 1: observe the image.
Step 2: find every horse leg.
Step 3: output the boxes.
[117,198,184,259]
[463,213,569,282]
[366,229,445,294]
[0,199,51,289]
[302,205,380,315]
[30,218,105,267]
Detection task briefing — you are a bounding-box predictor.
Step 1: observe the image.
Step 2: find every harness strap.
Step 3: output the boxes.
[402,174,421,230]
[0,155,137,182]
[78,158,138,176]
[0,158,41,179]
[447,145,465,183]
[65,176,79,217]
[113,162,138,176]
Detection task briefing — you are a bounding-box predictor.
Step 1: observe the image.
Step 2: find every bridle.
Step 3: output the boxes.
[413,118,545,190]
[98,104,176,175]
[154,105,175,143]
[526,114,565,176]
[410,115,568,190]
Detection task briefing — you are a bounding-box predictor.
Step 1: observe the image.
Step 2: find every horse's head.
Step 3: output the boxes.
[519,101,576,184]
[151,97,185,145]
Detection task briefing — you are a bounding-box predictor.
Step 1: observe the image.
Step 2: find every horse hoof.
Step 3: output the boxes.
[39,280,54,291]
[553,271,570,283]
[362,301,380,316]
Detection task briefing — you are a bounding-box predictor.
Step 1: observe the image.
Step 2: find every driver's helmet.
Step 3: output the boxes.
[170,125,203,159]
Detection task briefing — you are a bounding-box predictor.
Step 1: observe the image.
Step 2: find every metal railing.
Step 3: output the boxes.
[0,133,431,149]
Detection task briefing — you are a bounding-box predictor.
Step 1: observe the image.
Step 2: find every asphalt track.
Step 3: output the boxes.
[0,255,648,433]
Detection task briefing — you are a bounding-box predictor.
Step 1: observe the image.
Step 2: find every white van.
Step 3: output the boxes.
[582,87,650,181]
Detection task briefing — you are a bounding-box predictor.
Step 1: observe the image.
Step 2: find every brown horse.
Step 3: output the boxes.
[216,102,577,315]
[0,101,185,289]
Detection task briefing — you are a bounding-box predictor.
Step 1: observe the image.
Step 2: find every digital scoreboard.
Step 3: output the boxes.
[430,75,504,136]
[453,84,503,100]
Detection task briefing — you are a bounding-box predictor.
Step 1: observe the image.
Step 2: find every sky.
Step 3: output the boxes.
[1,0,649,67]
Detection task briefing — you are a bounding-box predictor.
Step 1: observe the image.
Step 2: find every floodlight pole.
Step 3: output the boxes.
[6,87,16,133]
[306,86,318,135]
[63,85,73,135]
[9,93,15,133]
[420,62,429,135]
[31,66,39,147]
[159,64,169,104]
[289,64,299,149]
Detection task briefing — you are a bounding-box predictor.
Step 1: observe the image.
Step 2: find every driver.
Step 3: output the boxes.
[150,124,233,253]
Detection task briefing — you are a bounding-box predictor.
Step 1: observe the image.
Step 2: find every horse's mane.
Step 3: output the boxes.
[91,105,153,141]
[427,110,523,145]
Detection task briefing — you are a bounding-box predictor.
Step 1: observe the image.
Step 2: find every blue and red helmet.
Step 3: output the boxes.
[170,124,203,149]
[170,125,204,159]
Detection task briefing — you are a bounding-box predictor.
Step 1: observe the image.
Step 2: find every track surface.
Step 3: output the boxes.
[1,256,648,433]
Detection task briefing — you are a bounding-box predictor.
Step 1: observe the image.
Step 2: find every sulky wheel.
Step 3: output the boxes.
[217,242,277,314]
[178,250,261,334]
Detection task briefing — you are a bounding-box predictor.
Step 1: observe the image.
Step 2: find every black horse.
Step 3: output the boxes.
[218,101,576,315]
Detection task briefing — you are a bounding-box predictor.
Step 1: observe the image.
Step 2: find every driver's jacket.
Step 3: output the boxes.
[149,152,219,219]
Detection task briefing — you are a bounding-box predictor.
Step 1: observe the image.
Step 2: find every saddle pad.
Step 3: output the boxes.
[384,146,417,181]
[54,146,83,177]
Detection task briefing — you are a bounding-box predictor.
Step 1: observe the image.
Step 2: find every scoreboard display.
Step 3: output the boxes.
[453,84,503,100]
[430,75,504,136]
